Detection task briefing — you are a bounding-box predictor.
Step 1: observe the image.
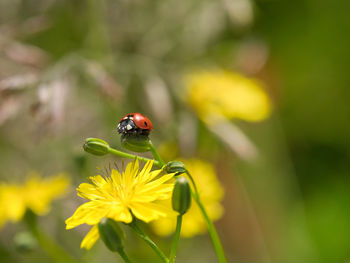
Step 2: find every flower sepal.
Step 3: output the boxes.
[14,231,37,252]
[98,218,125,252]
[172,177,191,215]
[121,134,151,152]
[165,161,187,175]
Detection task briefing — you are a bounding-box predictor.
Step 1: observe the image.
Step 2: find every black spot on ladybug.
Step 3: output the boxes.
[144,122,148,126]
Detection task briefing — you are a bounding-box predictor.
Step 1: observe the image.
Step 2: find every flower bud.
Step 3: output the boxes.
[83,138,110,156]
[98,218,125,252]
[172,177,192,215]
[14,231,37,252]
[121,134,151,152]
[166,161,187,175]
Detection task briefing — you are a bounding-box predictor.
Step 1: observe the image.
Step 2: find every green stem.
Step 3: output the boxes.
[192,192,227,263]
[185,171,227,263]
[129,220,169,263]
[148,140,165,166]
[184,170,199,196]
[23,210,76,263]
[146,141,226,263]
[108,147,161,167]
[169,215,182,263]
[118,248,132,263]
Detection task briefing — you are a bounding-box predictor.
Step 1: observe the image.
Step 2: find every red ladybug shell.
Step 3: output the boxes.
[120,113,153,131]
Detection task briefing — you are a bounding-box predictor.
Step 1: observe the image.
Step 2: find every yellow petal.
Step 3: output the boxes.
[123,159,139,186]
[125,159,139,177]
[146,170,162,182]
[137,160,154,183]
[77,183,100,200]
[133,184,174,202]
[185,71,271,122]
[130,202,176,223]
[81,225,99,250]
[110,169,122,187]
[45,173,70,198]
[108,206,133,223]
[140,173,175,193]
[89,175,107,188]
[151,217,176,236]
[65,201,108,229]
[4,186,26,221]
[21,173,70,216]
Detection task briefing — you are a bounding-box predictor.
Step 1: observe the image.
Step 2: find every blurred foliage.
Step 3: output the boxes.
[1,0,350,262]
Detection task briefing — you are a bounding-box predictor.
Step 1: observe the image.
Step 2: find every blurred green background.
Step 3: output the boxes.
[1,0,350,262]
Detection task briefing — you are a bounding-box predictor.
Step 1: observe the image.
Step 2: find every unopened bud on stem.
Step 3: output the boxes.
[98,218,125,252]
[121,134,151,152]
[172,177,191,215]
[166,161,187,175]
[83,138,110,156]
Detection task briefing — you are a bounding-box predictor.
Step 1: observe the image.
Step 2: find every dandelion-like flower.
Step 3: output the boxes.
[0,173,70,228]
[185,70,271,123]
[65,159,175,250]
[152,159,224,238]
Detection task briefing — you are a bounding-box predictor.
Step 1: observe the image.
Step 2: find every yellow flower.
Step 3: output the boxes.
[66,159,175,250]
[23,172,70,215]
[185,71,271,123]
[0,185,24,227]
[0,173,70,228]
[152,159,224,238]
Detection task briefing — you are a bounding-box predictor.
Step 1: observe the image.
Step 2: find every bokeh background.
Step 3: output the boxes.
[1,0,350,262]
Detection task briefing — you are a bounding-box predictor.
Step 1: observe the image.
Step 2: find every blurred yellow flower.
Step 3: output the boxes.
[0,173,70,228]
[152,159,224,238]
[185,71,271,123]
[65,159,176,250]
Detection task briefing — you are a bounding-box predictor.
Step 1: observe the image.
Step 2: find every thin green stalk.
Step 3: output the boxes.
[23,210,76,263]
[192,191,227,263]
[129,220,168,263]
[185,170,227,263]
[184,170,199,195]
[118,248,132,263]
[147,142,227,263]
[169,215,182,263]
[108,147,161,167]
[148,140,165,166]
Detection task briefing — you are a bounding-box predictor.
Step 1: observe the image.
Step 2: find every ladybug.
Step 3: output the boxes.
[117,113,153,136]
